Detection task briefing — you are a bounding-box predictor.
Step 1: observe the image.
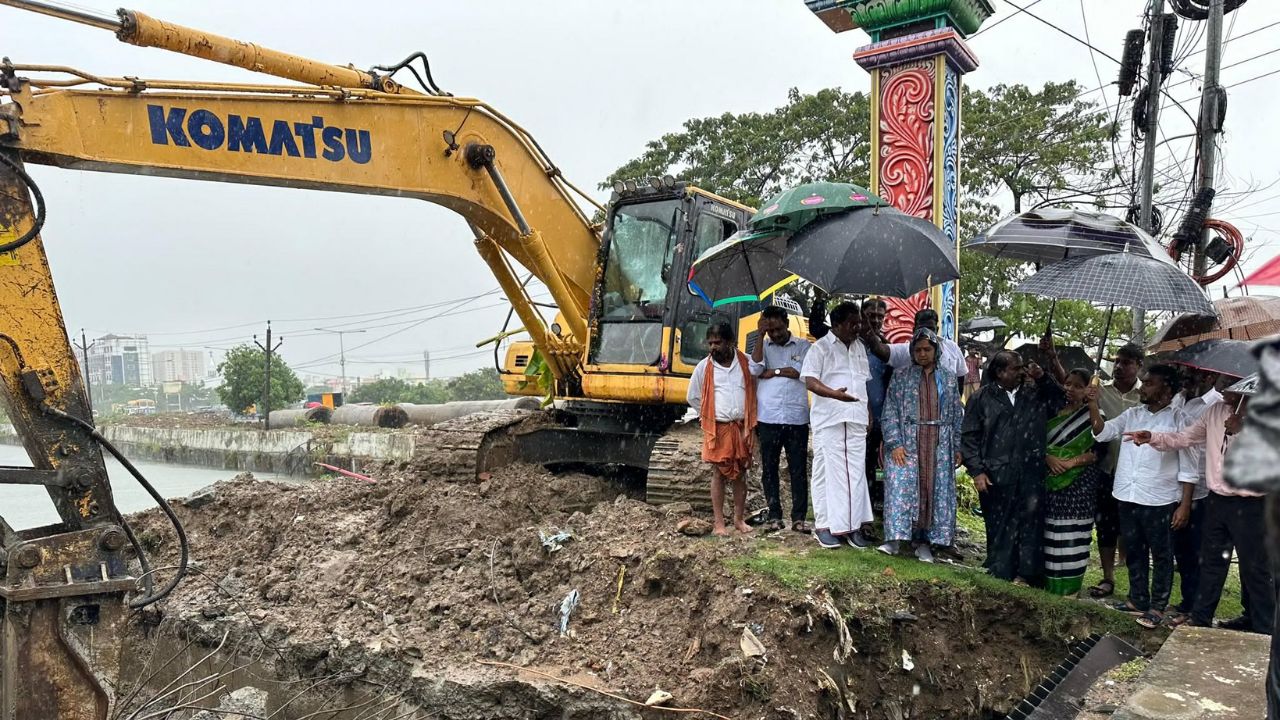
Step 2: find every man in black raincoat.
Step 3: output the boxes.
[961,350,1065,584]
[1222,338,1280,719]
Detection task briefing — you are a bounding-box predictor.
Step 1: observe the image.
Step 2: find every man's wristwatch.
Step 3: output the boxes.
[774,368,782,377]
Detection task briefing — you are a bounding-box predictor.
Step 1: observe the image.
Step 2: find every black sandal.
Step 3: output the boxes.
[792,520,812,533]
[1112,601,1145,617]
[1136,611,1164,629]
[1088,580,1115,599]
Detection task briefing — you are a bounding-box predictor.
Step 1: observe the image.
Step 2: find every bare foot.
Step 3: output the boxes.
[712,525,731,537]
[735,521,753,534]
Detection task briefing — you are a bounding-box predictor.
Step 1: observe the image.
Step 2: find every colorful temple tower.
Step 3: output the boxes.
[805,0,993,342]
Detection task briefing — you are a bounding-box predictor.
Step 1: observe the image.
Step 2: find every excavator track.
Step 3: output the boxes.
[413,409,541,479]
[415,407,734,514]
[644,421,717,510]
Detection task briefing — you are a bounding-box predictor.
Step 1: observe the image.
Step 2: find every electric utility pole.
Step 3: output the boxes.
[1134,0,1168,342]
[73,329,94,415]
[423,349,431,381]
[254,321,283,430]
[1193,0,1225,277]
[314,327,367,396]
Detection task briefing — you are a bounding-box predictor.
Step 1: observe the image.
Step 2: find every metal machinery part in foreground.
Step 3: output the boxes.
[0,148,135,720]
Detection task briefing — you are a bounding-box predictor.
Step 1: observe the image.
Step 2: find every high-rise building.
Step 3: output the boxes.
[151,349,209,384]
[86,334,152,387]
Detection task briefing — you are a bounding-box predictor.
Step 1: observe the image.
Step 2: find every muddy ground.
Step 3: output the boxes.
[120,461,1148,720]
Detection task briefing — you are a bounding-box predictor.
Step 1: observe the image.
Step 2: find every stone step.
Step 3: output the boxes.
[1114,625,1269,719]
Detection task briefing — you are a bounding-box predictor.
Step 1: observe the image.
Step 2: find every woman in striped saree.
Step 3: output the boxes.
[1044,369,1108,596]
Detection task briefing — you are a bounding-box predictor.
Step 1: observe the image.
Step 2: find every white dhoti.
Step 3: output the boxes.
[811,422,872,535]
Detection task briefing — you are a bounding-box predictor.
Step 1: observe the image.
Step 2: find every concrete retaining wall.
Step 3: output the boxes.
[0,423,413,477]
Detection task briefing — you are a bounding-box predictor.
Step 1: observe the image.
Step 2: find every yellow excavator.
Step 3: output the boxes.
[0,3,789,716]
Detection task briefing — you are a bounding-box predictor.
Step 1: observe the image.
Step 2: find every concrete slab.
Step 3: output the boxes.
[1115,625,1269,720]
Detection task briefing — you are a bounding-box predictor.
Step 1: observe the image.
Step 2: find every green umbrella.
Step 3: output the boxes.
[750,181,887,234]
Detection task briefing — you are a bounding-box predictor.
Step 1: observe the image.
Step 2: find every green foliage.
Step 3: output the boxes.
[443,367,507,401]
[601,87,872,208]
[963,81,1116,213]
[348,377,448,405]
[215,344,304,416]
[347,367,507,405]
[1110,658,1149,682]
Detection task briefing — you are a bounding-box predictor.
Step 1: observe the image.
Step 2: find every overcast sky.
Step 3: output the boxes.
[4,0,1277,384]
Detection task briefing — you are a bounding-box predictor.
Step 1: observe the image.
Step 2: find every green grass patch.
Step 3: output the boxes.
[1109,657,1149,682]
[728,542,1143,641]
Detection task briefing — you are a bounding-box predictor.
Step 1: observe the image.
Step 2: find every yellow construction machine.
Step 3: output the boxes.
[0,3,790,716]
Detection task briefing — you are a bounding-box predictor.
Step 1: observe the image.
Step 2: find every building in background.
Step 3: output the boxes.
[152,349,209,384]
[85,334,152,387]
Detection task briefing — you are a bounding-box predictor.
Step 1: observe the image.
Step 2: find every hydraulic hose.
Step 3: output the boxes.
[43,405,188,608]
[0,152,46,253]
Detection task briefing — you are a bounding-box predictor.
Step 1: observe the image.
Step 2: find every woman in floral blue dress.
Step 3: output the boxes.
[879,328,965,563]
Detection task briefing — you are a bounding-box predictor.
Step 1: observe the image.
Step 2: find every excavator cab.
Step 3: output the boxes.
[591,180,754,374]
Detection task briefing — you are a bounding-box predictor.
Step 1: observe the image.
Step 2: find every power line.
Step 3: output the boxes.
[289,289,522,368]
[1184,19,1280,59]
[997,0,1122,64]
[116,289,508,340]
[969,0,1046,38]
[1078,0,1111,108]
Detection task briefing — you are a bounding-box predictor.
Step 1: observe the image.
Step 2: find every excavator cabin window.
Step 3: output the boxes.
[594,198,682,364]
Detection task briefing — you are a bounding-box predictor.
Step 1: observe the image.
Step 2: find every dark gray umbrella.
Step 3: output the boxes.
[967,209,1175,265]
[1015,252,1215,315]
[961,316,1007,334]
[1016,251,1215,370]
[1167,339,1258,380]
[782,206,958,298]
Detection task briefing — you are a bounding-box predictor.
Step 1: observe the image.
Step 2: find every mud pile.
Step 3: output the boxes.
[123,464,1103,719]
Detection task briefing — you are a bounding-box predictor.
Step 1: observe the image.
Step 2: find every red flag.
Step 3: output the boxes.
[1240,254,1280,288]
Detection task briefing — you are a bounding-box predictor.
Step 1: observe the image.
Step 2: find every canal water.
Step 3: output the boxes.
[0,444,282,529]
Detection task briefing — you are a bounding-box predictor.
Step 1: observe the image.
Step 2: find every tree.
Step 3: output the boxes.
[602,87,872,207]
[444,367,506,401]
[962,81,1116,213]
[215,344,304,416]
[348,377,448,405]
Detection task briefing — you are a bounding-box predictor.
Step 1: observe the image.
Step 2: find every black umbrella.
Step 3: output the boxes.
[1016,251,1215,370]
[961,316,1007,334]
[782,206,958,298]
[967,208,1175,265]
[1013,343,1107,379]
[1167,339,1258,380]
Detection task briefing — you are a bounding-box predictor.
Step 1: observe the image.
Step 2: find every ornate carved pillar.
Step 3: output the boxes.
[805,1,992,343]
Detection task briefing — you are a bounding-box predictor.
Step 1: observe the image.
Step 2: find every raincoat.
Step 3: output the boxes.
[960,373,1065,581]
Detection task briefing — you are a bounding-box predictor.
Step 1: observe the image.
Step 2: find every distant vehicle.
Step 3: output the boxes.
[125,399,157,416]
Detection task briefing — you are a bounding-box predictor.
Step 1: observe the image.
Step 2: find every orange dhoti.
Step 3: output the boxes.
[703,419,753,481]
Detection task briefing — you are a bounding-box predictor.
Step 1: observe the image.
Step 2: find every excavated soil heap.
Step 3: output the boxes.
[121,464,1108,719]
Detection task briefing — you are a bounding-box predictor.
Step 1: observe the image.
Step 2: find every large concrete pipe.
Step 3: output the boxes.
[268,406,333,427]
[330,403,410,428]
[397,398,540,426]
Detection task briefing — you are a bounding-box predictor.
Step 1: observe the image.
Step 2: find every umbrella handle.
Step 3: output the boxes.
[1094,304,1115,379]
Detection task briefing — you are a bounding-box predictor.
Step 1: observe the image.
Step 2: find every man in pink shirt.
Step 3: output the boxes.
[1127,388,1274,632]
